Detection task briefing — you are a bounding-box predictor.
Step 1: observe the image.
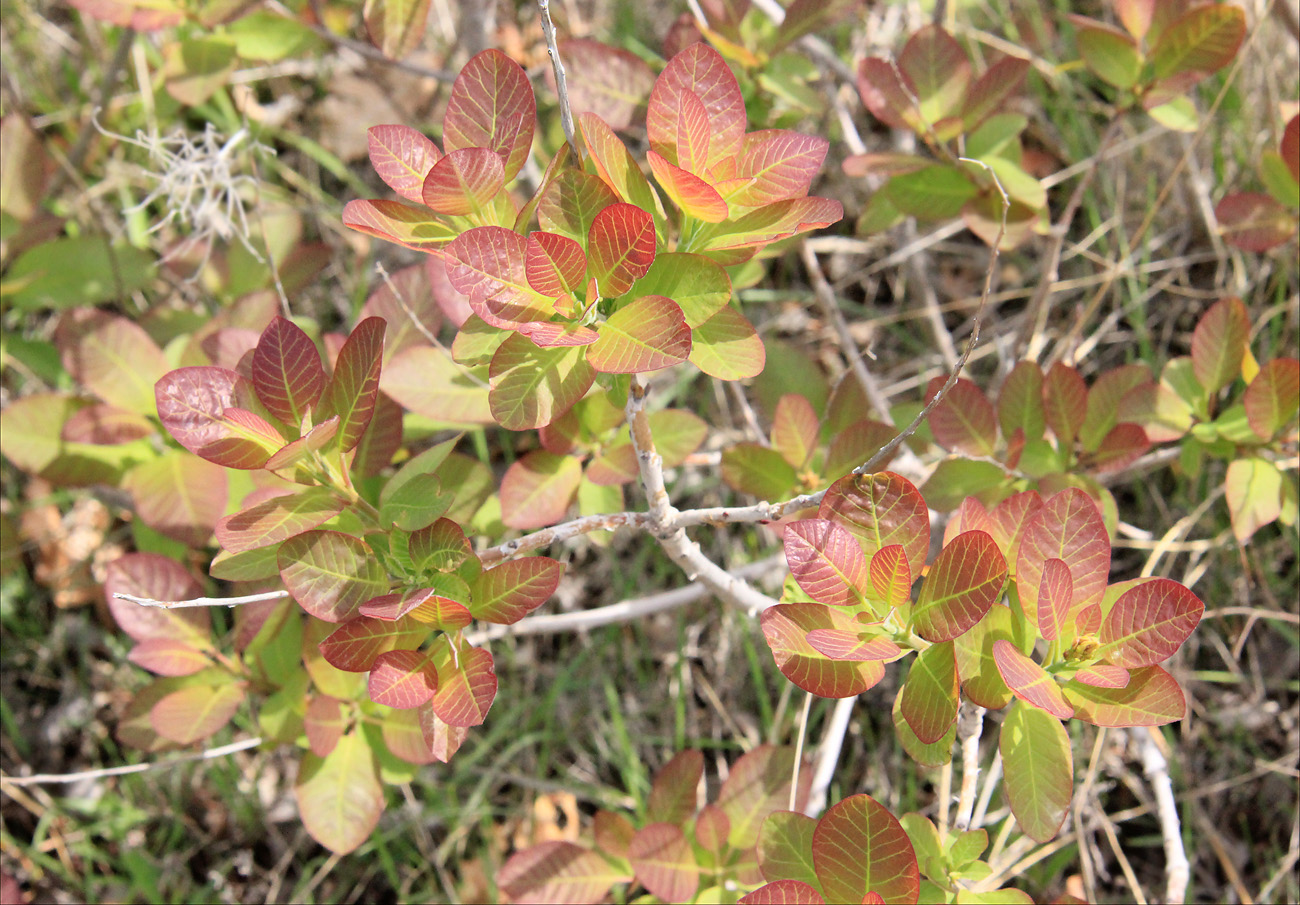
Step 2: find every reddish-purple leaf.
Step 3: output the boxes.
[812,794,920,905]
[104,553,209,643]
[998,360,1046,442]
[123,452,227,549]
[739,881,825,905]
[342,198,457,251]
[962,57,1029,129]
[251,316,326,426]
[319,616,425,672]
[1080,367,1155,455]
[1191,297,1250,396]
[818,473,930,576]
[470,557,564,625]
[629,823,699,903]
[647,750,703,826]
[1064,665,1185,726]
[559,39,656,131]
[63,315,169,415]
[1072,664,1130,688]
[368,648,438,709]
[363,589,473,631]
[278,529,387,622]
[429,635,496,727]
[912,530,1007,642]
[1016,488,1110,627]
[500,449,582,529]
[1244,358,1299,440]
[382,344,493,425]
[577,112,661,218]
[1043,362,1088,448]
[526,231,587,299]
[987,491,1043,573]
[729,130,828,208]
[900,641,959,744]
[318,317,384,453]
[1149,4,1245,81]
[1086,423,1150,473]
[648,43,746,172]
[869,545,912,610]
[304,695,345,757]
[771,394,819,469]
[489,334,595,430]
[805,629,900,662]
[898,25,971,125]
[443,49,535,181]
[60,403,153,444]
[216,487,344,554]
[689,305,765,380]
[128,638,212,676]
[516,321,599,348]
[594,810,637,859]
[155,367,282,469]
[586,294,691,373]
[420,147,505,216]
[761,604,886,698]
[151,680,245,744]
[1037,558,1073,642]
[1000,700,1073,843]
[784,518,868,607]
[857,57,919,131]
[445,226,553,327]
[992,640,1073,719]
[944,497,993,545]
[1097,578,1202,667]
[715,746,811,849]
[498,841,623,905]
[587,202,656,297]
[367,124,442,202]
[382,708,440,765]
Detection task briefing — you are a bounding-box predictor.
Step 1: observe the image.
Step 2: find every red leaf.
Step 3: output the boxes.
[805,629,900,662]
[926,376,997,456]
[818,473,930,576]
[61,403,153,444]
[771,394,819,469]
[587,202,656,297]
[278,529,388,622]
[962,56,1029,129]
[912,530,1007,643]
[104,553,209,643]
[150,681,245,744]
[500,449,582,529]
[987,490,1043,570]
[629,823,699,903]
[784,518,868,608]
[123,452,228,549]
[857,57,919,131]
[304,695,345,757]
[318,318,385,453]
[1016,488,1110,628]
[1283,114,1300,184]
[367,124,441,202]
[217,488,345,554]
[898,25,971,124]
[812,794,920,905]
[445,226,553,327]
[526,231,587,299]
[470,556,564,625]
[420,147,505,216]
[409,517,474,573]
[647,750,703,826]
[992,640,1073,719]
[155,367,281,469]
[869,545,912,610]
[429,636,497,727]
[559,39,656,130]
[577,112,662,214]
[731,130,829,207]
[442,49,535,181]
[1043,362,1088,448]
[1244,358,1299,440]
[1037,558,1073,642]
[716,746,812,849]
[1097,578,1202,667]
[1191,297,1249,396]
[761,604,886,698]
[1085,423,1150,473]
[647,151,730,222]
[739,881,825,904]
[318,616,426,672]
[251,316,326,426]
[648,43,746,172]
[128,638,212,676]
[1064,664,1185,726]
[498,841,623,905]
[586,294,691,373]
[362,589,473,632]
[368,648,438,709]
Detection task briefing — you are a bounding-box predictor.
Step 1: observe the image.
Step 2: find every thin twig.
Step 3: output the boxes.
[0,737,263,786]
[115,590,289,610]
[481,511,650,565]
[298,0,457,82]
[807,696,856,818]
[536,0,580,159]
[1133,726,1190,904]
[954,704,986,831]
[791,692,814,811]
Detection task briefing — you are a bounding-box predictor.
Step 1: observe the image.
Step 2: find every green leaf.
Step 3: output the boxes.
[1074,22,1142,88]
[1149,4,1245,81]
[884,166,977,220]
[278,530,389,622]
[689,305,765,380]
[319,317,385,453]
[999,700,1073,843]
[295,730,384,854]
[716,746,811,849]
[897,25,970,125]
[1260,150,1300,209]
[913,531,1007,642]
[920,459,1006,512]
[1225,456,1285,541]
[631,253,731,329]
[953,603,1015,709]
[227,11,320,61]
[6,236,153,311]
[587,295,691,373]
[489,334,594,430]
[900,641,960,744]
[469,556,564,625]
[162,37,236,106]
[1243,358,1299,440]
[1147,96,1198,132]
[722,443,798,500]
[757,811,819,888]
